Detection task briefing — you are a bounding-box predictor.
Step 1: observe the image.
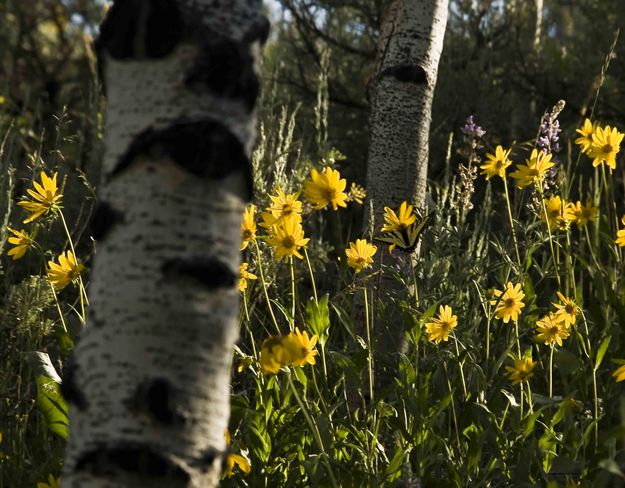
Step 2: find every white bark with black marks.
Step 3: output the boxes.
[365,0,449,225]
[61,1,267,486]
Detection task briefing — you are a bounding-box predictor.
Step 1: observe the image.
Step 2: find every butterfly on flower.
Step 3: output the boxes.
[375,204,431,253]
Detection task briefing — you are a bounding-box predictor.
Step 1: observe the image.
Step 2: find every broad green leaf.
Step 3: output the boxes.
[306,294,330,345]
[26,352,62,383]
[595,336,612,371]
[36,375,69,440]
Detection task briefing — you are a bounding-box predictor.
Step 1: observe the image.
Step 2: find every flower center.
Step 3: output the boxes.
[282,205,294,216]
[324,188,337,201]
[565,304,574,314]
[242,229,253,240]
[602,144,613,154]
[549,326,559,335]
[505,298,515,308]
[282,236,295,249]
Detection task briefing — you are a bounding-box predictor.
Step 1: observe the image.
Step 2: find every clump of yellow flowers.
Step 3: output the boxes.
[259,327,319,375]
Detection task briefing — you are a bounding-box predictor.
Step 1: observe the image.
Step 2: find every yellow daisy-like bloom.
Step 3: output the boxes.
[17,171,63,223]
[552,292,579,328]
[6,227,33,260]
[492,282,525,323]
[259,336,286,374]
[535,313,570,347]
[424,305,458,345]
[268,186,303,223]
[259,210,278,229]
[589,125,624,171]
[304,167,348,210]
[542,195,575,230]
[381,201,416,233]
[345,239,377,273]
[616,215,625,247]
[37,474,60,488]
[612,363,625,382]
[509,149,555,188]
[240,204,257,251]
[505,356,537,385]
[47,251,85,292]
[569,200,598,228]
[238,262,257,292]
[282,327,319,367]
[223,429,251,478]
[574,118,595,154]
[347,182,366,204]
[267,217,310,260]
[481,145,512,180]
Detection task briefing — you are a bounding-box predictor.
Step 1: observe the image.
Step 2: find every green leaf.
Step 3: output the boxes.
[36,375,69,440]
[25,352,62,383]
[595,336,612,371]
[306,294,330,345]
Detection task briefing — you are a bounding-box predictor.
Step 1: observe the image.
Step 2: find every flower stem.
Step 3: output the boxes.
[287,373,338,488]
[59,209,87,324]
[289,256,296,331]
[304,247,318,305]
[539,186,561,287]
[503,176,522,268]
[363,286,374,404]
[253,239,281,334]
[452,333,467,400]
[549,345,555,399]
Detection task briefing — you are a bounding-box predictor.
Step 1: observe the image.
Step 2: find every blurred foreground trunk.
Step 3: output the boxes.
[61,1,266,486]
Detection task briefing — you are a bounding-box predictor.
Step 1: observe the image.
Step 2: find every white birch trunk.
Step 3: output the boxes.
[61,1,267,486]
[365,0,449,224]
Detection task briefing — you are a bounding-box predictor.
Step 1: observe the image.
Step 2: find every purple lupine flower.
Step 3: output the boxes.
[461,115,486,139]
[536,101,565,154]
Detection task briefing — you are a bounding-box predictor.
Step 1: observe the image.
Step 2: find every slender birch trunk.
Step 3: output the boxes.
[365,0,449,225]
[61,1,267,486]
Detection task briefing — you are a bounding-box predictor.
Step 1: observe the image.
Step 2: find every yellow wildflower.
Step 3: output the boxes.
[616,216,625,247]
[345,239,377,273]
[304,167,348,210]
[589,125,623,171]
[612,363,625,382]
[569,200,598,228]
[505,356,537,385]
[542,195,575,230]
[492,282,525,323]
[535,313,570,347]
[6,227,33,260]
[267,218,310,260]
[381,201,416,233]
[17,171,63,223]
[259,336,286,374]
[509,149,555,188]
[281,327,319,367]
[240,204,257,251]
[268,186,302,223]
[37,474,60,488]
[552,292,579,328]
[424,305,458,345]
[574,118,595,154]
[481,145,512,180]
[223,429,251,478]
[47,251,85,292]
[238,262,257,292]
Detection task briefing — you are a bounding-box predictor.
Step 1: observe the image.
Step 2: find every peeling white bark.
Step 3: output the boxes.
[365,0,449,225]
[62,1,265,486]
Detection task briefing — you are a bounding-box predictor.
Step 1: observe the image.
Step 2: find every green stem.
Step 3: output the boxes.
[539,186,561,287]
[363,286,374,404]
[242,292,258,359]
[304,247,319,305]
[289,256,296,331]
[59,210,87,324]
[452,333,467,400]
[444,364,462,449]
[549,345,555,399]
[503,176,522,268]
[253,239,281,335]
[287,373,338,488]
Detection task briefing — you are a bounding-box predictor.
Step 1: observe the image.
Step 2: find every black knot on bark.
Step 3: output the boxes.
[381,64,428,84]
[161,257,237,289]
